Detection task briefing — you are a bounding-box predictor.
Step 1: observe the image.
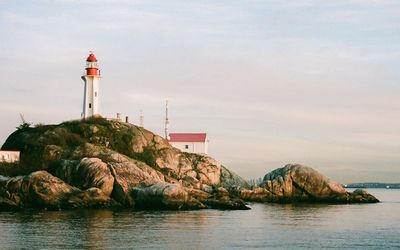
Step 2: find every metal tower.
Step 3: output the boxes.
[164,100,169,140]
[140,110,144,127]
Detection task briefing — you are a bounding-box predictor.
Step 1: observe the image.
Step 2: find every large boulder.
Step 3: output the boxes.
[63,187,118,209]
[240,164,379,203]
[132,182,205,209]
[152,149,223,188]
[108,159,164,206]
[349,189,379,203]
[26,171,79,208]
[235,186,272,202]
[0,171,78,209]
[0,175,26,209]
[54,158,114,196]
[202,187,250,210]
[262,164,347,202]
[0,171,116,210]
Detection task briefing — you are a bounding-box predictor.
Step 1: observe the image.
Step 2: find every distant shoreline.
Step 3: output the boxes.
[345,183,400,189]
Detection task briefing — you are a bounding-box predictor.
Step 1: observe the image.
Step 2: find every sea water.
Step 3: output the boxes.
[0,189,399,249]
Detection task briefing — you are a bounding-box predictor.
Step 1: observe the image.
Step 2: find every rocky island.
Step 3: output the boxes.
[0,117,378,211]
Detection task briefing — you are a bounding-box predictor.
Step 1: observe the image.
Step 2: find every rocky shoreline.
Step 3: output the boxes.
[0,118,379,211]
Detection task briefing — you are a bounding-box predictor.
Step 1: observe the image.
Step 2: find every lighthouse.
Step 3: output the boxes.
[81,52,101,119]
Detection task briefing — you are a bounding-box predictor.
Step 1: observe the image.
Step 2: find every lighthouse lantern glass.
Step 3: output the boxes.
[86,61,98,68]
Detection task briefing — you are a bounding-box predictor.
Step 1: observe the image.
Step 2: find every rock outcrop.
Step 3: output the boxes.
[349,188,380,203]
[2,118,246,190]
[0,171,115,210]
[0,118,379,211]
[236,164,379,203]
[54,158,114,196]
[132,182,205,210]
[0,118,249,210]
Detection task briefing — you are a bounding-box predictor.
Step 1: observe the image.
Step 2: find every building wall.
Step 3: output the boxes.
[0,151,20,163]
[170,142,208,154]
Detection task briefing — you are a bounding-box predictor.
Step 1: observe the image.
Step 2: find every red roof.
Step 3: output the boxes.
[86,53,97,62]
[168,133,207,142]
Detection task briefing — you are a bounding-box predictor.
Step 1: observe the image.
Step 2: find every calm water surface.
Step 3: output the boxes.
[0,189,399,249]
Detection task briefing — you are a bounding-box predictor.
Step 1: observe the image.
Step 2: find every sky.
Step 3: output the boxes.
[0,0,399,183]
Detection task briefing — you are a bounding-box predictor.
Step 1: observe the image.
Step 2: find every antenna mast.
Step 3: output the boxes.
[164,100,169,140]
[140,110,144,127]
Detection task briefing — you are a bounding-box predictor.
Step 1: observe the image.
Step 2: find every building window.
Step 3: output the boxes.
[95,92,97,97]
[89,103,92,108]
[185,145,189,149]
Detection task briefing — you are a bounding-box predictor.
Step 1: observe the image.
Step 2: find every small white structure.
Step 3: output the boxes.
[168,133,208,154]
[82,52,101,118]
[0,150,20,163]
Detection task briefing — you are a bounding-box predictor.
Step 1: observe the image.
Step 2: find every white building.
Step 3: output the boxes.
[0,150,20,163]
[82,52,101,118]
[168,133,208,154]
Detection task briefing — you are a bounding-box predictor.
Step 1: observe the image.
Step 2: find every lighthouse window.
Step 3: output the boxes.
[89,103,92,108]
[95,92,97,97]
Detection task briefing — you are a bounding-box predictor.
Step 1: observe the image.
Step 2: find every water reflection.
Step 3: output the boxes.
[0,189,399,249]
[3,209,115,249]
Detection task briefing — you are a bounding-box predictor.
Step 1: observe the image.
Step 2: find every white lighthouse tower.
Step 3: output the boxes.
[81,52,101,119]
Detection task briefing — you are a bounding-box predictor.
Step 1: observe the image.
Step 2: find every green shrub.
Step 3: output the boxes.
[0,162,33,177]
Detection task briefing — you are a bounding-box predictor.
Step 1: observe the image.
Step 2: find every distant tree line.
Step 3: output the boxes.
[346,183,400,189]
[247,177,264,187]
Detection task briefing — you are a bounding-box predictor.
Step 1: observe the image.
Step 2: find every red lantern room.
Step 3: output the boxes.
[85,52,100,76]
